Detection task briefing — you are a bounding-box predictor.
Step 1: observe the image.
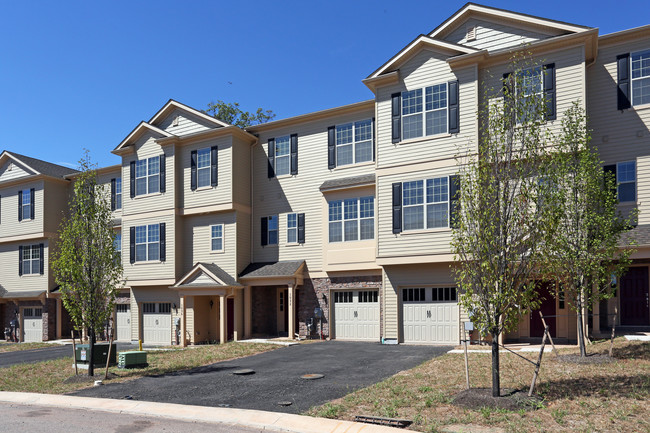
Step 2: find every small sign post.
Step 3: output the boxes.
[463,321,473,390]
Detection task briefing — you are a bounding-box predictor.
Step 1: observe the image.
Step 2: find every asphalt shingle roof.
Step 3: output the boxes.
[620,224,650,247]
[319,174,375,191]
[6,151,78,179]
[198,262,241,287]
[239,260,305,279]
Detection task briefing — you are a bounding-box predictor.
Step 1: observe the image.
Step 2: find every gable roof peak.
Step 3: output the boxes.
[149,99,231,129]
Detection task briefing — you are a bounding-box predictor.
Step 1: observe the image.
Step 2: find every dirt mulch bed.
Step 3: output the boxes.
[452,388,542,411]
[556,353,614,364]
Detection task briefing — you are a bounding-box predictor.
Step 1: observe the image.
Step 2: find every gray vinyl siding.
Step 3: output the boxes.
[0,180,44,238]
[122,134,175,217]
[232,136,252,207]
[236,211,251,274]
[0,239,50,293]
[442,18,560,51]
[157,108,215,136]
[122,213,176,282]
[0,160,33,183]
[250,106,375,272]
[376,50,477,169]
[179,137,233,210]
[182,212,237,278]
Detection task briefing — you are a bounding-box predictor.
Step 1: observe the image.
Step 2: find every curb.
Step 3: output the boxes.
[0,392,405,433]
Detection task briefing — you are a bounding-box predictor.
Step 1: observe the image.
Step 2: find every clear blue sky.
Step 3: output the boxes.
[1,1,647,168]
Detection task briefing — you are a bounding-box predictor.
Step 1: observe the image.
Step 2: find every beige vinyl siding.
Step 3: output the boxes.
[43,181,70,233]
[130,289,138,341]
[232,136,252,207]
[442,18,560,51]
[236,211,250,274]
[382,263,456,341]
[251,105,375,271]
[179,137,233,210]
[183,295,194,344]
[0,240,50,293]
[0,180,45,238]
[122,213,176,282]
[130,286,181,344]
[377,166,457,259]
[122,134,175,216]
[0,160,32,183]
[376,51,477,169]
[96,168,123,219]
[182,212,237,277]
[157,108,215,136]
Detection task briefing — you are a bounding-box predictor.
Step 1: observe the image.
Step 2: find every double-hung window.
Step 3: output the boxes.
[267,215,278,245]
[114,232,122,258]
[631,50,650,106]
[211,224,224,252]
[115,178,122,209]
[135,156,160,196]
[21,189,31,220]
[328,196,374,242]
[402,83,448,140]
[335,119,373,166]
[402,177,449,230]
[274,136,291,176]
[197,148,211,188]
[135,224,160,262]
[518,66,543,123]
[287,213,297,244]
[21,245,41,275]
[617,161,636,202]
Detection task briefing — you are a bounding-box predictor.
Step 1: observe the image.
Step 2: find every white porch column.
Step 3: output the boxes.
[234,289,243,342]
[180,296,187,347]
[219,295,227,344]
[244,286,252,339]
[288,284,296,340]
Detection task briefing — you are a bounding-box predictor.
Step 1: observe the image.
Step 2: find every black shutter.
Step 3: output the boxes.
[159,222,166,262]
[372,117,376,161]
[190,150,197,191]
[604,164,617,195]
[543,63,556,120]
[39,243,44,275]
[110,178,116,211]
[211,146,218,187]
[297,213,305,244]
[130,161,136,198]
[267,138,275,178]
[449,175,461,229]
[327,126,336,169]
[290,134,298,175]
[503,72,514,123]
[448,80,460,133]
[18,246,23,276]
[30,188,35,220]
[18,189,22,221]
[261,217,268,246]
[129,226,135,264]
[391,92,401,143]
[392,183,402,234]
[617,53,631,110]
[159,154,166,193]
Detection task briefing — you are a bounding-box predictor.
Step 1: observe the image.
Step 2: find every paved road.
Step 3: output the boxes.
[74,341,449,414]
[0,343,138,368]
[0,402,261,433]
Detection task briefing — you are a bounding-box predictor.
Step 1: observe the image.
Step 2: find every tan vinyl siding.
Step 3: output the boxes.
[232,136,252,207]
[0,240,50,293]
[0,160,32,183]
[252,106,376,271]
[122,213,176,282]
[182,212,237,277]
[157,108,215,136]
[130,289,138,341]
[43,181,70,233]
[0,180,44,238]
[376,51,477,169]
[179,137,233,210]
[442,18,560,51]
[96,168,123,219]
[236,211,251,274]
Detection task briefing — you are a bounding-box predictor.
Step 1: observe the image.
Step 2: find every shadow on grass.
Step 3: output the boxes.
[610,342,650,361]
[538,374,650,400]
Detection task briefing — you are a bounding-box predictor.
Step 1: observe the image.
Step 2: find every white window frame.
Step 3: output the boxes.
[267,215,278,245]
[617,161,636,203]
[286,213,297,244]
[197,147,211,188]
[631,49,650,107]
[274,136,291,176]
[516,66,544,124]
[210,224,224,252]
[21,244,41,275]
[135,156,160,196]
[335,119,373,167]
[21,189,32,220]
[401,83,448,140]
[114,232,122,257]
[402,177,449,231]
[115,177,122,210]
[328,196,375,243]
[134,224,160,262]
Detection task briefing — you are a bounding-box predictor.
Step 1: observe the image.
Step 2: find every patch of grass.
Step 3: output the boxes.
[551,407,568,425]
[0,342,277,394]
[0,342,54,353]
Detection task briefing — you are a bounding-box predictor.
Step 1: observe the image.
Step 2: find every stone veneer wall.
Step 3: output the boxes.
[2,299,57,341]
[298,276,382,339]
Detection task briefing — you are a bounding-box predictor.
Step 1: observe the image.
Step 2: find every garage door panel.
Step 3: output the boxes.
[333,290,379,341]
[142,303,171,345]
[402,288,459,345]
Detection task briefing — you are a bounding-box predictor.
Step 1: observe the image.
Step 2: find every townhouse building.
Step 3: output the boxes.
[2,3,649,345]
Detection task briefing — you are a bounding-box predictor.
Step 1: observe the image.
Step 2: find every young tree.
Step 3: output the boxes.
[544,102,635,357]
[52,151,123,376]
[451,57,554,397]
[203,100,275,128]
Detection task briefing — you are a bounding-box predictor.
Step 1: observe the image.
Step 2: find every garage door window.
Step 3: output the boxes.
[403,288,426,302]
[432,287,457,302]
[159,303,171,313]
[143,303,156,313]
[358,291,378,303]
[116,304,129,313]
[334,291,353,303]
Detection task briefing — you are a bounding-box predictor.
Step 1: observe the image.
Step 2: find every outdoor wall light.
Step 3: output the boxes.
[209,300,214,309]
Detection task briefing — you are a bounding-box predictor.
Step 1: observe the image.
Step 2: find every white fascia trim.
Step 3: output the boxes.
[114,121,174,151]
[0,152,41,176]
[172,264,226,288]
[149,99,230,128]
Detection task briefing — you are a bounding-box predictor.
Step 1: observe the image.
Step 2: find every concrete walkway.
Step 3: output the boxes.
[0,392,406,433]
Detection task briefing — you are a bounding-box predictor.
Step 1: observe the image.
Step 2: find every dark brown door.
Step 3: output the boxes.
[530,282,556,338]
[227,298,234,341]
[620,267,650,326]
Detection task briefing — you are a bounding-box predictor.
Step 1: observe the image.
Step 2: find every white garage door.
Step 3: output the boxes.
[23,307,43,342]
[402,287,459,344]
[142,303,171,345]
[116,304,131,342]
[333,290,380,341]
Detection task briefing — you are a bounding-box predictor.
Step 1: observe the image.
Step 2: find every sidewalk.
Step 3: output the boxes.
[0,392,406,433]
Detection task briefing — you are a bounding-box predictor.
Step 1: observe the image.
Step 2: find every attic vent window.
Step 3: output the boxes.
[466,26,476,41]
[7,163,13,171]
[172,116,180,127]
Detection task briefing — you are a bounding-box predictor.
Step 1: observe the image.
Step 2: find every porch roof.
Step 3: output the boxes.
[172,262,242,289]
[239,260,305,279]
[621,224,650,247]
[0,289,47,300]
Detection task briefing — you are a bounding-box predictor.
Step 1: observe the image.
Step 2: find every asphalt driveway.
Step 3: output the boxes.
[0,343,138,368]
[72,341,449,414]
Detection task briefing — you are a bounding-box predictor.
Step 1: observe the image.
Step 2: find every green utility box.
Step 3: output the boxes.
[75,343,117,367]
[118,351,148,369]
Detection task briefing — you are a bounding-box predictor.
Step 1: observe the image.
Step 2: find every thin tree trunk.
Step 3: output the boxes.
[577,306,587,357]
[88,328,95,377]
[491,330,500,397]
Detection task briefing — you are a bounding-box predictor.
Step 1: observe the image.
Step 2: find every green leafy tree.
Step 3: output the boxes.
[543,102,635,357]
[52,151,123,376]
[203,100,275,128]
[451,56,554,397]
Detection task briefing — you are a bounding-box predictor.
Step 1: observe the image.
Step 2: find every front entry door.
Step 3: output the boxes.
[620,267,650,326]
[530,283,556,338]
